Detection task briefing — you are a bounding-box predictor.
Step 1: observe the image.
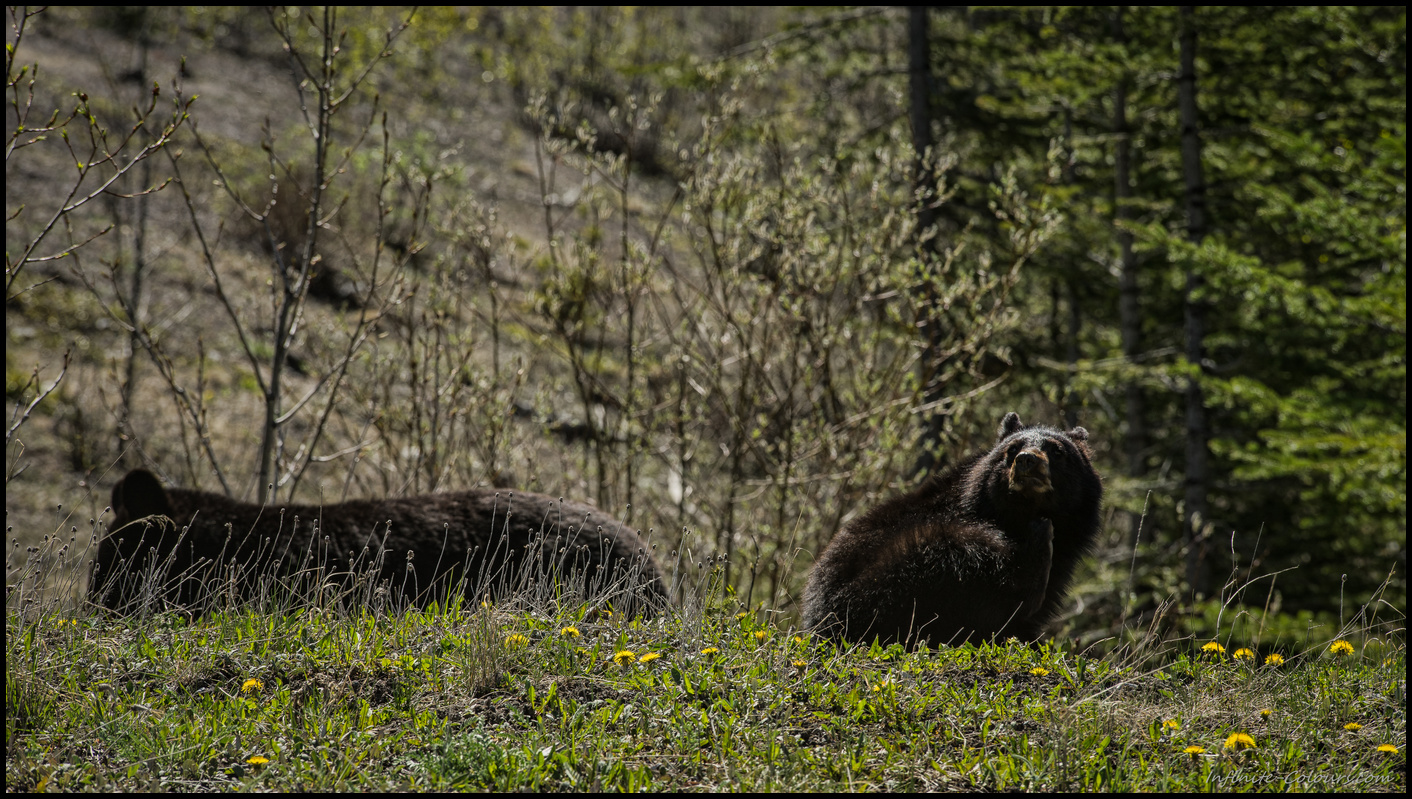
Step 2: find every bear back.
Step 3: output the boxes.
[91,469,670,617]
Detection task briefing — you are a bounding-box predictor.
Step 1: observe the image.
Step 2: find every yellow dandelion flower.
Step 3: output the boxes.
[613,650,636,666]
[241,679,263,694]
[1224,733,1256,751]
[1329,640,1354,656]
[246,756,270,766]
[1260,708,1272,719]
[1344,722,1363,731]
[736,612,749,621]
[1377,744,1399,753]
[638,652,661,664]
[1183,745,1206,757]
[1163,719,1181,731]
[700,647,719,656]
[791,659,807,668]
[1233,648,1255,661]
[1030,667,1049,677]
[1264,653,1285,666]
[793,636,806,645]
[505,634,529,647]
[559,626,580,638]
[754,630,768,641]
[1202,641,1226,655]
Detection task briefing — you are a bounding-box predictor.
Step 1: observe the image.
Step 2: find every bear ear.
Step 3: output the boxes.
[1068,427,1089,442]
[999,412,1024,440]
[112,469,173,521]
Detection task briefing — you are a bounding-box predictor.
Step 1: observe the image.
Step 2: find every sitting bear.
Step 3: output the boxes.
[90,468,670,616]
[802,412,1102,647]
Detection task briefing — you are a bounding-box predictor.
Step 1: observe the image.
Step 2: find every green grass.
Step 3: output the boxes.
[6,581,1405,792]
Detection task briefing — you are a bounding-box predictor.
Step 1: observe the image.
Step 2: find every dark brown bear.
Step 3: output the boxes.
[90,469,670,616]
[802,413,1102,647]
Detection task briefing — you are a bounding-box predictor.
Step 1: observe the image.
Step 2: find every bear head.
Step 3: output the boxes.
[964,412,1102,535]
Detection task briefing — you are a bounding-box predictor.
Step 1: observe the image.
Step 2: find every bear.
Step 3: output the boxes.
[801,412,1102,647]
[89,468,670,617]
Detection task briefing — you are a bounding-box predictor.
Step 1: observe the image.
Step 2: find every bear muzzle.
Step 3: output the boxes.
[1008,449,1053,496]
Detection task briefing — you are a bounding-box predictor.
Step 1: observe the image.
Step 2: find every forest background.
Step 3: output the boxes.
[5,6,1405,644]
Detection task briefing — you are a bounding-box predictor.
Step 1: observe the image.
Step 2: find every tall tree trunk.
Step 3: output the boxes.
[1178,6,1211,597]
[1113,7,1146,544]
[909,7,946,476]
[1061,106,1080,432]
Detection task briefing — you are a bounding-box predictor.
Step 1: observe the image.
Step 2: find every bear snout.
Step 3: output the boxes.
[1009,449,1052,494]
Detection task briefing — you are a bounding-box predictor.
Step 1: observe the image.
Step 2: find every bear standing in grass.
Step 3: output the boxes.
[91,469,670,616]
[802,413,1102,647]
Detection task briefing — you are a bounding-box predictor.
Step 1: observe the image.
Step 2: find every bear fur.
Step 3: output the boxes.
[90,469,670,616]
[802,412,1102,647]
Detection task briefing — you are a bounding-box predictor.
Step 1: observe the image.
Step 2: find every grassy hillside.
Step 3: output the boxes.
[6,587,1404,791]
[5,7,1405,789]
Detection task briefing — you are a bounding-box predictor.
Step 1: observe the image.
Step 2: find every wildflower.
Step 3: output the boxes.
[559,626,580,638]
[1183,745,1206,758]
[1201,641,1226,655]
[1264,653,1285,666]
[505,634,529,648]
[638,652,661,665]
[1377,744,1399,753]
[246,756,269,766]
[1233,648,1255,661]
[1163,719,1181,731]
[1260,709,1272,719]
[700,647,719,656]
[241,679,263,694]
[793,636,806,645]
[1030,667,1049,677]
[480,600,492,610]
[1224,733,1256,751]
[791,659,807,668]
[754,630,768,641]
[1343,722,1363,731]
[736,612,749,621]
[1329,640,1354,656]
[613,650,636,666]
